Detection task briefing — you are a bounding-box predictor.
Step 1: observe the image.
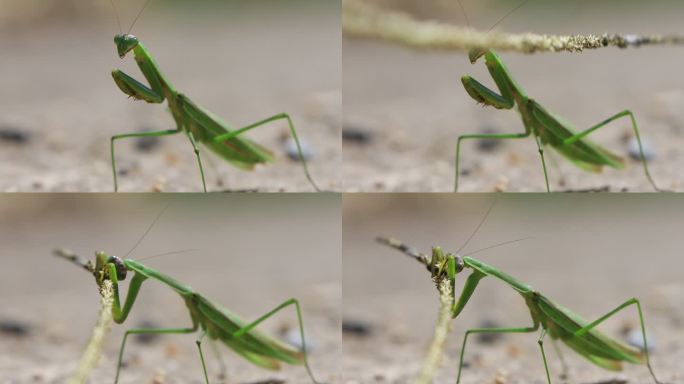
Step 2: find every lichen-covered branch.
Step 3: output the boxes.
[414,279,454,384]
[68,280,114,384]
[343,0,684,54]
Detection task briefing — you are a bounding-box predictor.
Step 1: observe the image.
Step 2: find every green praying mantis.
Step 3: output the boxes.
[376,203,661,383]
[453,1,660,192]
[54,249,320,383]
[108,0,319,192]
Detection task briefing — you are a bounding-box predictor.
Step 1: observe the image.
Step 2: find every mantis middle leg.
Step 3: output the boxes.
[456,64,527,192]
[456,323,540,384]
[115,325,199,384]
[111,129,181,192]
[455,131,531,192]
[185,130,208,192]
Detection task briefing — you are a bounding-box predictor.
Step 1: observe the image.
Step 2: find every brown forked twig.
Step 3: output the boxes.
[343,0,684,54]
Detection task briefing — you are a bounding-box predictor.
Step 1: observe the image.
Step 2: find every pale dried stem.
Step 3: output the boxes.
[343,0,684,54]
[68,280,115,384]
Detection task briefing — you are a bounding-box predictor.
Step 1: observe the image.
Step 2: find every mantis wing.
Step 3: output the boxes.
[195,296,304,369]
[528,100,625,172]
[179,94,275,170]
[535,295,644,370]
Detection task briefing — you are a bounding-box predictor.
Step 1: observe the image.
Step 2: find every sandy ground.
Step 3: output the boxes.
[0,194,341,383]
[0,1,341,192]
[343,0,684,192]
[343,194,684,383]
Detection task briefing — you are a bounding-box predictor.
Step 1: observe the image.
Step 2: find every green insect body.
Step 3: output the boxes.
[110,34,319,192]
[377,237,661,384]
[455,49,659,192]
[55,249,320,384]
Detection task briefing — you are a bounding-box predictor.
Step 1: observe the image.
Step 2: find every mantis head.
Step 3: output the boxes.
[375,237,465,282]
[53,249,127,287]
[467,48,488,64]
[114,34,139,58]
[427,246,464,281]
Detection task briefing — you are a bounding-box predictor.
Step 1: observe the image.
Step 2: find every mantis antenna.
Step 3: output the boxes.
[123,203,170,258]
[138,248,200,262]
[487,0,530,32]
[454,198,497,255]
[455,0,531,32]
[462,236,533,257]
[127,0,154,35]
[109,0,123,35]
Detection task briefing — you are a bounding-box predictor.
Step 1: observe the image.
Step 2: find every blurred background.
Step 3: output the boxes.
[0,0,341,192]
[343,194,683,383]
[343,0,684,192]
[0,194,341,383]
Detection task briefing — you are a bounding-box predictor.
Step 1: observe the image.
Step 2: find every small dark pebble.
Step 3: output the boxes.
[0,127,30,145]
[582,380,627,384]
[342,126,373,144]
[561,186,612,193]
[476,319,503,344]
[134,128,162,152]
[134,320,161,344]
[476,128,503,152]
[220,188,260,193]
[342,319,373,337]
[0,319,31,337]
[284,138,314,162]
[241,380,285,384]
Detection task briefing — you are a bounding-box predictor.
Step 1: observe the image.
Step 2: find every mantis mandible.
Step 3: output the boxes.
[454,1,660,192]
[53,208,321,383]
[109,0,319,192]
[377,237,662,383]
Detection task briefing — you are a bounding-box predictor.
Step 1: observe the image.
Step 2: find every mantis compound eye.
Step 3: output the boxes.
[109,256,128,280]
[455,256,465,273]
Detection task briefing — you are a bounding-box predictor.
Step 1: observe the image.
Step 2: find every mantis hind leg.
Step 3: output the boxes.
[209,340,228,382]
[574,298,662,384]
[186,131,208,192]
[551,338,569,379]
[111,129,181,192]
[212,113,321,192]
[455,323,539,384]
[563,110,660,191]
[114,326,197,384]
[455,131,530,192]
[232,298,321,384]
